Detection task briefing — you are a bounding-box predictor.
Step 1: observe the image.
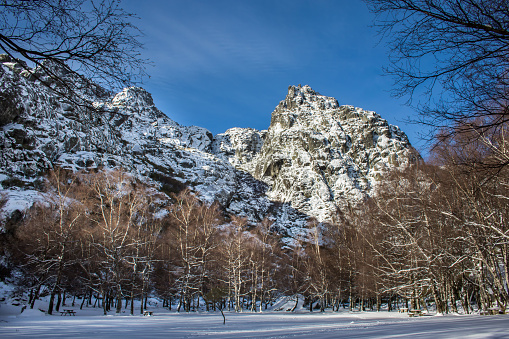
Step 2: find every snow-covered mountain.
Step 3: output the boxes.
[227,85,417,221]
[0,57,417,241]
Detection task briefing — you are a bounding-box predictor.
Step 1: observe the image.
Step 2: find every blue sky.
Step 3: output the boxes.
[122,0,430,154]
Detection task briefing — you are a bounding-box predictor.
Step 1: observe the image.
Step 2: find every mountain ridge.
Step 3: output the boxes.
[0,57,417,242]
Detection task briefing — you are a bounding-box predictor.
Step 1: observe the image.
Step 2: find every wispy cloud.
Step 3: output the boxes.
[140,5,299,82]
[120,0,424,146]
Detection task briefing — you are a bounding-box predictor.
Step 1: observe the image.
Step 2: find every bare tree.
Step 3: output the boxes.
[304,219,331,312]
[281,240,307,312]
[248,218,279,312]
[167,190,222,312]
[0,0,146,101]
[81,170,147,314]
[16,169,86,314]
[367,0,509,162]
[124,192,164,315]
[221,216,249,312]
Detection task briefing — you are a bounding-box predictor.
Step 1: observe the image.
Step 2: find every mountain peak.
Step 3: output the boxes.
[112,86,155,108]
[287,84,317,98]
[276,84,339,113]
[249,85,417,221]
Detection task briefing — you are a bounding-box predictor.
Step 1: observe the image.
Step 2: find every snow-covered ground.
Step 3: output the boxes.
[1,302,508,338]
[1,284,507,338]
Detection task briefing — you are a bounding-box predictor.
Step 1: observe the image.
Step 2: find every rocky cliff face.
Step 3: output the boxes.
[211,128,266,171]
[213,85,418,221]
[0,58,417,242]
[0,58,233,215]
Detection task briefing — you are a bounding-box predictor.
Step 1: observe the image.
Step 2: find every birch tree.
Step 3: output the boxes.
[221,216,249,312]
[82,170,147,314]
[167,190,222,312]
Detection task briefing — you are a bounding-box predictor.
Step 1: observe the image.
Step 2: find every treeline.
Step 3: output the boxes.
[362,133,509,315]
[0,168,382,314]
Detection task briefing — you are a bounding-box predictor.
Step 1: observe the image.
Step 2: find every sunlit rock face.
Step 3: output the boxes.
[214,85,418,221]
[0,56,416,240]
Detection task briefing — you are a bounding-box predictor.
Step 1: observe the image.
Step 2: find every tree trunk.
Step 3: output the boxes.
[56,291,62,312]
[432,283,445,314]
[80,294,86,310]
[28,289,34,306]
[115,288,122,314]
[48,291,56,315]
[102,290,108,315]
[130,294,134,315]
[291,296,298,312]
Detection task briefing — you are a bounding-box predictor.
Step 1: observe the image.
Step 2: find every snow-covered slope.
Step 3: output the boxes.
[0,57,417,241]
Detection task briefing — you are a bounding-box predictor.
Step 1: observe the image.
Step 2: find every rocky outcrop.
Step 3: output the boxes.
[211,128,266,171]
[0,59,303,242]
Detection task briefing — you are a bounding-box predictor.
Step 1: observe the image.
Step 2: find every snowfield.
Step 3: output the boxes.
[0,287,507,338]
[1,307,508,338]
